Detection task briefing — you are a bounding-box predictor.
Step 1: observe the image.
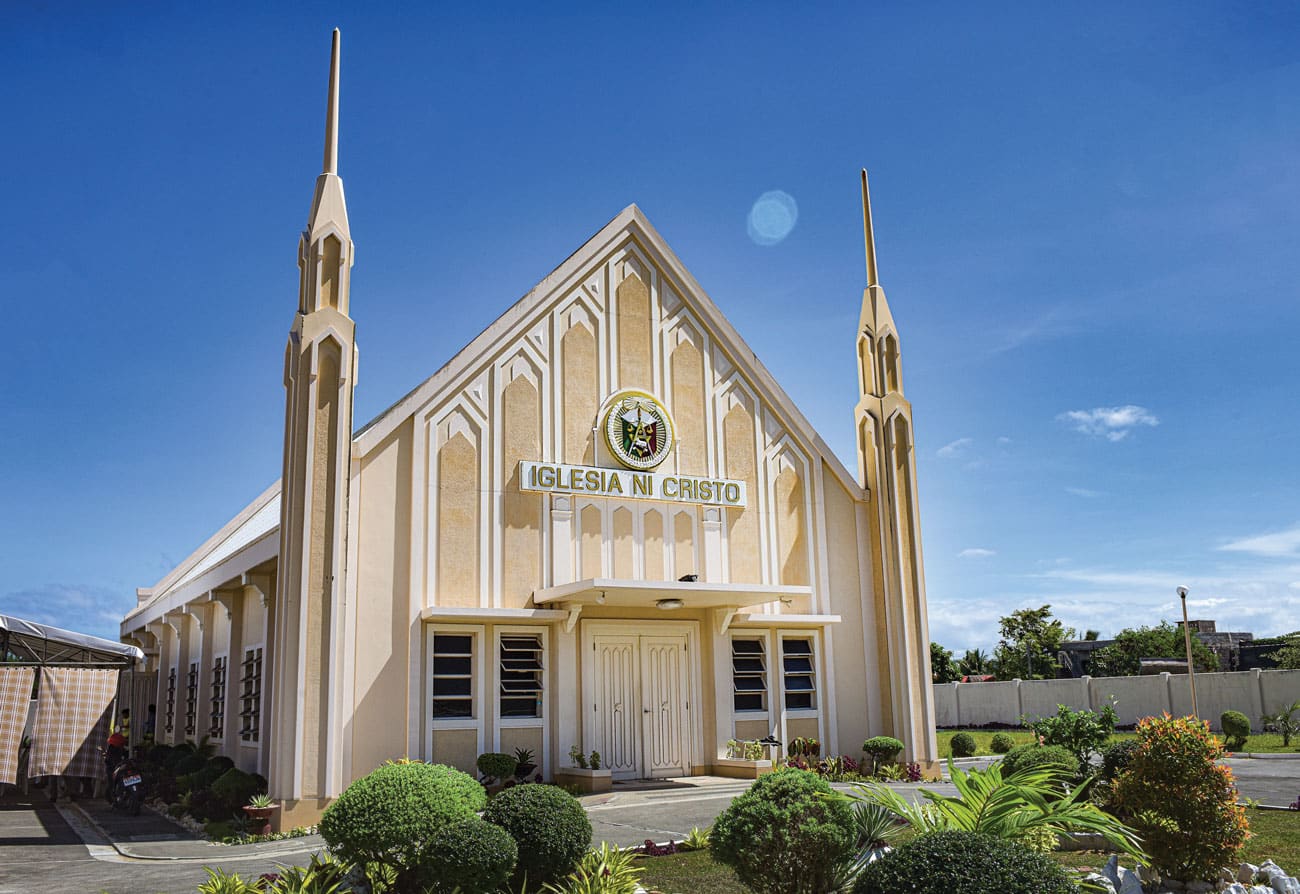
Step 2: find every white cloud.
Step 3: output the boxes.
[996,436,1013,445]
[937,437,974,459]
[2,584,133,641]
[1057,405,1159,441]
[1219,524,1300,558]
[1065,486,1104,498]
[959,548,996,559]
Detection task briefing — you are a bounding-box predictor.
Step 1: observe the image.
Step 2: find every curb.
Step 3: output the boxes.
[60,800,195,861]
[1229,752,1300,760]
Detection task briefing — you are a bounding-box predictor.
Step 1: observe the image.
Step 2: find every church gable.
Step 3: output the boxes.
[355,205,857,612]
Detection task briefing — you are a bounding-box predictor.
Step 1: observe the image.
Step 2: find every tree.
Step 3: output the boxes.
[959,648,990,677]
[1263,631,1300,669]
[1087,621,1218,677]
[931,643,961,684]
[993,605,1073,681]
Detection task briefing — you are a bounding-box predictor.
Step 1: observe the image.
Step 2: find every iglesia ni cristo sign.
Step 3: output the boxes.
[519,389,747,507]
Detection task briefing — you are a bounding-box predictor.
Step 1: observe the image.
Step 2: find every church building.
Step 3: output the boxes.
[120,30,937,828]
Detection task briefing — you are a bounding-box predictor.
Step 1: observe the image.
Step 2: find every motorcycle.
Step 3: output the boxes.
[104,750,146,816]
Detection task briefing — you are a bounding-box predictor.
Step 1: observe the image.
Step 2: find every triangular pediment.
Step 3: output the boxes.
[354,204,861,495]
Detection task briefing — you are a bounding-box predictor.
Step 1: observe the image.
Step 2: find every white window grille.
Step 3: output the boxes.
[209,655,227,739]
[432,634,474,718]
[239,647,263,743]
[732,638,767,712]
[781,637,817,711]
[499,634,543,718]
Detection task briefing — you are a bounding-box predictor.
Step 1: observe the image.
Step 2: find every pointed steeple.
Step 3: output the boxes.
[323,29,340,175]
[861,169,879,287]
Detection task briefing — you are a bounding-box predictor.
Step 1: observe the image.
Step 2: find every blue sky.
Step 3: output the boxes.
[3,3,1298,651]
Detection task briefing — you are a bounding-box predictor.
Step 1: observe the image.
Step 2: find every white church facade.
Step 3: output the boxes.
[120,31,937,829]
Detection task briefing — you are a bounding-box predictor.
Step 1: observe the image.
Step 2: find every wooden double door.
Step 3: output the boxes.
[585,628,692,779]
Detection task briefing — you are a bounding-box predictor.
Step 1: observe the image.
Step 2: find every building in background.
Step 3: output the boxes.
[120,31,937,828]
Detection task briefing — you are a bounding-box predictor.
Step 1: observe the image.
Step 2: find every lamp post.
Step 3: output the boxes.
[1178,586,1199,718]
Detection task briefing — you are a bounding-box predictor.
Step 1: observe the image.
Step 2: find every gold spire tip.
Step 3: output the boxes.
[323,29,340,175]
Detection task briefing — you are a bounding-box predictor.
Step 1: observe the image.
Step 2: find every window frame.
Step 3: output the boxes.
[730,635,769,715]
[238,643,264,747]
[209,652,228,741]
[184,660,200,736]
[495,628,546,724]
[425,625,485,762]
[164,664,177,734]
[778,632,820,718]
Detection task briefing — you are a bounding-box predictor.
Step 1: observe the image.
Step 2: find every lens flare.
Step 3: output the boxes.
[747,190,798,245]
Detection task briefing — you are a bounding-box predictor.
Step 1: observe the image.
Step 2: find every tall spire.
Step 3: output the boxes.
[860,168,879,287]
[323,28,340,175]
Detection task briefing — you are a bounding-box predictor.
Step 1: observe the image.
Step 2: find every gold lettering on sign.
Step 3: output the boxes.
[517,461,747,507]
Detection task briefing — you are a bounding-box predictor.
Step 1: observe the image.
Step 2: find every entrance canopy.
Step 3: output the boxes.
[532,578,813,610]
[0,614,143,668]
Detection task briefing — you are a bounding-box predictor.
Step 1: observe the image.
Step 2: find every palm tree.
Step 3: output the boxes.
[959,648,990,677]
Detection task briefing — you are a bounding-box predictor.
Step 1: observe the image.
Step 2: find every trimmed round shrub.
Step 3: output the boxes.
[949,732,977,757]
[206,755,235,773]
[178,764,224,795]
[476,751,518,781]
[990,733,1016,754]
[1000,744,1080,779]
[854,830,1077,894]
[1113,714,1248,881]
[146,744,174,766]
[419,818,517,894]
[1220,710,1251,750]
[710,768,857,894]
[210,768,261,811]
[483,783,591,884]
[1099,739,1140,782]
[320,762,486,890]
[174,751,206,776]
[862,736,904,762]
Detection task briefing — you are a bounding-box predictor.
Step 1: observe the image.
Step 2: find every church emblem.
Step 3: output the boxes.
[603,390,675,470]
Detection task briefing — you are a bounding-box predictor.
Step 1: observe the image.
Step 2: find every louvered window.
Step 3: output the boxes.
[165,667,177,733]
[209,655,227,740]
[732,638,767,713]
[499,634,543,718]
[184,661,199,735]
[239,647,263,743]
[782,637,817,711]
[432,634,474,718]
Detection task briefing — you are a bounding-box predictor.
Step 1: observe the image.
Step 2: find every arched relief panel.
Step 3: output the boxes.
[319,235,343,311]
[887,410,926,725]
[561,311,599,465]
[721,391,761,584]
[579,504,604,579]
[614,254,654,391]
[770,446,811,602]
[612,507,635,578]
[880,333,900,394]
[500,359,543,608]
[673,510,698,580]
[668,325,707,477]
[857,333,876,398]
[434,411,481,608]
[643,510,665,580]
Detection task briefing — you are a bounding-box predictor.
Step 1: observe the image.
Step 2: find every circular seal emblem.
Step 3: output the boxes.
[603,389,675,470]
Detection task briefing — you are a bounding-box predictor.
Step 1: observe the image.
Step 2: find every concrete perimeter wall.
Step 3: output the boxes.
[933,668,1300,730]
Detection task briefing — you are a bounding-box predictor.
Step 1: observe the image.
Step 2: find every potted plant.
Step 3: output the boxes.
[555,745,612,794]
[513,747,537,780]
[242,793,276,836]
[714,738,774,779]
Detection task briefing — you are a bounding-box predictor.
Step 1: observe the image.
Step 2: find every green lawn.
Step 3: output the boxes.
[936,729,1298,757]
[633,809,1300,892]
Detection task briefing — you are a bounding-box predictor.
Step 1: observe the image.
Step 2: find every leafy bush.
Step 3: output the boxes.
[419,818,517,894]
[990,733,1016,754]
[853,830,1077,894]
[207,755,235,773]
[1099,739,1140,782]
[862,736,904,774]
[1220,710,1251,750]
[1113,714,1249,882]
[1023,703,1117,767]
[319,762,485,891]
[541,841,644,894]
[484,784,591,884]
[950,732,977,757]
[850,759,1140,856]
[476,752,518,782]
[211,768,262,814]
[710,768,857,894]
[1000,744,1080,779]
[178,764,225,796]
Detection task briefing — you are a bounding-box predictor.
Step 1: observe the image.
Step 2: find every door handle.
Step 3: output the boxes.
[643,708,651,714]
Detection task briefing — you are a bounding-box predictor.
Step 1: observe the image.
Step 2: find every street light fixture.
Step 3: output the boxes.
[1178,586,1199,718]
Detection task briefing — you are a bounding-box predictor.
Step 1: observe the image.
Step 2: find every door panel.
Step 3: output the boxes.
[641,636,688,777]
[592,636,640,778]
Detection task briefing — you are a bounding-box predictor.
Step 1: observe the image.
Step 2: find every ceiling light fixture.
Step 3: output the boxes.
[656,598,684,611]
